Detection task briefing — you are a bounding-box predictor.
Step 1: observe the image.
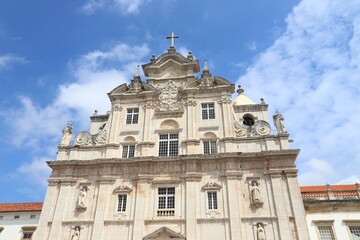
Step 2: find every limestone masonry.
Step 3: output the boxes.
[34,37,310,240]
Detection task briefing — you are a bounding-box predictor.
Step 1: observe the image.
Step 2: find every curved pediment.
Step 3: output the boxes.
[108,83,128,96]
[142,48,200,81]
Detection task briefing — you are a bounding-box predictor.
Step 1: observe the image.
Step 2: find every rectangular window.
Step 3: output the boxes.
[207,192,218,210]
[203,140,217,155]
[318,226,335,240]
[159,134,178,157]
[122,145,135,158]
[30,215,36,219]
[349,226,360,240]
[126,108,139,124]
[14,215,19,219]
[22,232,33,239]
[158,188,175,209]
[117,195,127,212]
[202,103,215,120]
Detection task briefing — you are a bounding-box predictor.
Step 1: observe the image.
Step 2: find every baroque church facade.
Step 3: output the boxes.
[35,36,310,240]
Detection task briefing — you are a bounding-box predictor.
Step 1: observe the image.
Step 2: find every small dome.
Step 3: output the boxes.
[234,94,256,105]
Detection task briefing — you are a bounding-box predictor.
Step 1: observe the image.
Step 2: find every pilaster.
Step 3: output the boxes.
[269,173,292,239]
[91,178,114,239]
[48,179,76,240]
[221,172,242,240]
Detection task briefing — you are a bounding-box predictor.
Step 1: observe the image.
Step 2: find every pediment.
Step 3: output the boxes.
[142,50,199,80]
[202,182,222,191]
[143,227,186,240]
[113,185,132,193]
[108,83,128,96]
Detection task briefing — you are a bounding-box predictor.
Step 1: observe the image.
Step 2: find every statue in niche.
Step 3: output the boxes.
[251,181,261,202]
[77,186,88,210]
[60,122,73,146]
[273,110,287,134]
[71,226,80,240]
[257,223,266,240]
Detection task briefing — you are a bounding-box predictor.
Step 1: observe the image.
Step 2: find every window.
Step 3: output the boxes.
[117,195,127,212]
[159,133,178,157]
[243,114,255,126]
[14,215,19,219]
[0,216,3,219]
[22,232,33,239]
[318,226,335,240]
[158,188,175,209]
[207,192,218,210]
[349,226,360,240]
[30,215,36,219]
[122,145,135,158]
[126,108,139,124]
[203,140,217,155]
[202,103,215,119]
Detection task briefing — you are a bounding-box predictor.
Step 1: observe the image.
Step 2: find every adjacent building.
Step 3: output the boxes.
[34,38,310,239]
[0,202,42,240]
[301,184,360,240]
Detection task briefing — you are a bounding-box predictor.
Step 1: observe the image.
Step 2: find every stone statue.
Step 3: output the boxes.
[251,182,261,202]
[77,186,87,210]
[71,226,80,240]
[60,122,73,146]
[257,224,266,240]
[273,110,287,134]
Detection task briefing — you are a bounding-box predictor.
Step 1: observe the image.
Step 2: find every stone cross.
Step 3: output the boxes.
[166,32,179,47]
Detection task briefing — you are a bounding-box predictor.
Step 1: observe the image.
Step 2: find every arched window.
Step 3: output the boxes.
[202,132,218,155]
[122,136,136,158]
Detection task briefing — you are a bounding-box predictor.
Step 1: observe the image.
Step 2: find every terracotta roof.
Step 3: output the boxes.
[300,184,358,192]
[0,202,43,212]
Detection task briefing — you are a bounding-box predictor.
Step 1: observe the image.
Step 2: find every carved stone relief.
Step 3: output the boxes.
[155,80,184,111]
[74,123,107,146]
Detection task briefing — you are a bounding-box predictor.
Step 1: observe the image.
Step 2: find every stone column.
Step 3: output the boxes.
[287,173,310,240]
[91,178,114,239]
[48,179,76,240]
[270,173,293,239]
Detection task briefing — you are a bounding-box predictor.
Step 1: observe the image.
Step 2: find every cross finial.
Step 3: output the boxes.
[166,32,179,48]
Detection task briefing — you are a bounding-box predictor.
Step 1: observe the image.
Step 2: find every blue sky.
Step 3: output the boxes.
[0,0,359,203]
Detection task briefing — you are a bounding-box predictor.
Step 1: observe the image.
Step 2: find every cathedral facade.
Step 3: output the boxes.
[35,39,310,240]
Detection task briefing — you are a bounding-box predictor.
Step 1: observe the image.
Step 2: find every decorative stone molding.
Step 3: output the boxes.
[233,104,268,112]
[202,182,222,191]
[113,185,133,194]
[206,211,220,218]
[112,104,123,112]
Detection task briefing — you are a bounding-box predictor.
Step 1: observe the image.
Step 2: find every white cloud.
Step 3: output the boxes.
[16,157,51,187]
[298,158,337,185]
[247,41,257,51]
[80,0,148,15]
[237,0,360,185]
[337,175,360,185]
[3,43,150,149]
[3,42,150,193]
[0,54,26,70]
